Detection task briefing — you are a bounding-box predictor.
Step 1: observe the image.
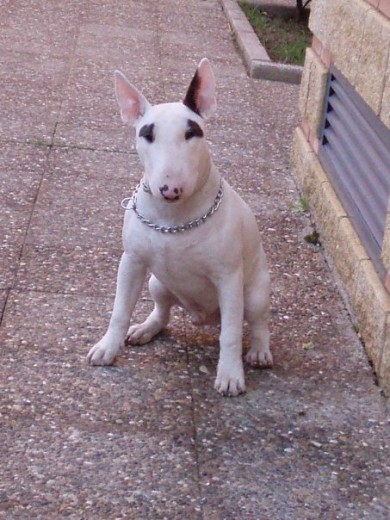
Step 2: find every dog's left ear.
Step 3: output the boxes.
[183,58,216,119]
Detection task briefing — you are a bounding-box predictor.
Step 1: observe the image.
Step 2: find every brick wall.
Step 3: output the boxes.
[292,0,390,394]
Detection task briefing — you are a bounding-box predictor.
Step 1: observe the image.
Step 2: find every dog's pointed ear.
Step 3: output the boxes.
[114,70,151,126]
[183,58,216,119]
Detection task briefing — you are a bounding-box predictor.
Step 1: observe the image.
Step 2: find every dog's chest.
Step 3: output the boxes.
[149,234,212,282]
[129,224,219,305]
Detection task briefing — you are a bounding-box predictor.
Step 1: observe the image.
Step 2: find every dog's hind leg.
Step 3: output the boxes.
[244,263,273,368]
[127,275,176,345]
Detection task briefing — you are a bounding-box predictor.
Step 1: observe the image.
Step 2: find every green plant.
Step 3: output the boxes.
[303,340,315,350]
[299,196,310,212]
[291,196,310,214]
[304,229,321,246]
[239,3,312,66]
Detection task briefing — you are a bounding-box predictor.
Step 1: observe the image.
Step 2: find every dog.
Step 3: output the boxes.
[87,58,273,396]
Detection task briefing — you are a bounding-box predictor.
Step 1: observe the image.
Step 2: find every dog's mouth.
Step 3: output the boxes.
[162,195,180,203]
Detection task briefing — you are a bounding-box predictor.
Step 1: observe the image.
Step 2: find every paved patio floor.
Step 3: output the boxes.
[0,1,389,518]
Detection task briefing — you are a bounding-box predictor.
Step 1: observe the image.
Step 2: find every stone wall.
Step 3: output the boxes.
[292,0,390,394]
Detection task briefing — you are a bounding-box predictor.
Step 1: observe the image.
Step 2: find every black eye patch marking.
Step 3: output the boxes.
[139,123,155,143]
[185,119,204,140]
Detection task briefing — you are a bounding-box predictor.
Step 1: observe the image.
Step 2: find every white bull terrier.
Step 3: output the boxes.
[87,58,273,396]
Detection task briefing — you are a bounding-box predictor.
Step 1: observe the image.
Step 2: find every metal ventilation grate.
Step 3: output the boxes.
[319,66,390,279]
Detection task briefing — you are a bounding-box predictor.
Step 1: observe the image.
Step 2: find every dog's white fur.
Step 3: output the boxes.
[87,58,272,396]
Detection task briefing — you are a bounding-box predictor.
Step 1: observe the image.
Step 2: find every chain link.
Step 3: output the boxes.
[121,180,224,234]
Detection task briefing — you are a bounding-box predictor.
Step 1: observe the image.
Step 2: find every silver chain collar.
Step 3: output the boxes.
[121,180,224,234]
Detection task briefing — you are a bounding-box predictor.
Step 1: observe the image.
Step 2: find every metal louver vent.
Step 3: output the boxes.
[319,67,390,279]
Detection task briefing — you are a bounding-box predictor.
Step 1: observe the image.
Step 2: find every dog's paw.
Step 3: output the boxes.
[126,320,162,346]
[87,340,118,366]
[214,363,246,397]
[245,347,273,368]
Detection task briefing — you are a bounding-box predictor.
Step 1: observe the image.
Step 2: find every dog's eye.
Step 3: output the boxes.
[185,120,204,140]
[139,123,155,143]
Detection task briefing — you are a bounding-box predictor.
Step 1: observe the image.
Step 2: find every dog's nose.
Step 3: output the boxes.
[159,184,182,201]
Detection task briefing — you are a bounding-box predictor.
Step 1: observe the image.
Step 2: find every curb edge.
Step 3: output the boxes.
[220,0,303,83]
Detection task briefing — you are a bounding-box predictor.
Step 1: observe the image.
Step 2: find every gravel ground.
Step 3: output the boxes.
[0,0,389,519]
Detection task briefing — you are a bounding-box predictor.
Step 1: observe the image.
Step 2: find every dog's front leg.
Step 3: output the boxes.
[214,270,246,397]
[87,252,147,365]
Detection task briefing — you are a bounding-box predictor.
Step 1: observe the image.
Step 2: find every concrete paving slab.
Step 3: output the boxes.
[1,143,48,208]
[59,57,162,128]
[0,292,201,517]
[84,0,157,29]
[0,80,62,142]
[0,6,79,59]
[53,122,134,153]
[0,49,69,87]
[0,289,7,316]
[14,244,123,297]
[0,244,20,290]
[0,143,48,288]
[26,148,141,248]
[187,315,389,519]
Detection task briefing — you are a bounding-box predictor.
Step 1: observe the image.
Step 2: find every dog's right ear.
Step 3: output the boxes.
[114,70,151,126]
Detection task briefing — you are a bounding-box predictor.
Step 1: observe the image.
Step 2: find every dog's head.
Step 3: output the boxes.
[114,58,216,203]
